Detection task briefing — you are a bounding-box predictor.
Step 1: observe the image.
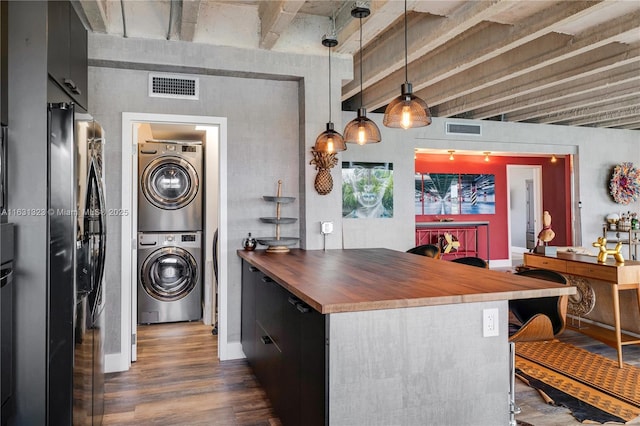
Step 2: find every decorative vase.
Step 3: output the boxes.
[242,232,257,251]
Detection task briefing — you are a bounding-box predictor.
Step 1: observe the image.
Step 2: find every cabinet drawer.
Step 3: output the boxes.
[525,255,567,272]
[566,262,618,282]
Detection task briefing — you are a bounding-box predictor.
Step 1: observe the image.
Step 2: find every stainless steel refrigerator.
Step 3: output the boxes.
[47,103,106,425]
[73,112,106,426]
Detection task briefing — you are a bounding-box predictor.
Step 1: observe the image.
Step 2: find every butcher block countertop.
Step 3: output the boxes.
[238,248,575,314]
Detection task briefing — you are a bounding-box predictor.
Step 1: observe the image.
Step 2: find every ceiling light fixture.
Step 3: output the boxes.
[383,0,431,129]
[551,154,557,163]
[448,150,455,161]
[314,17,346,153]
[484,151,491,162]
[343,3,381,145]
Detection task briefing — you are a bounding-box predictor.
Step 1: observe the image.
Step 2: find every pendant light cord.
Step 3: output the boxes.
[404,0,408,83]
[328,43,332,121]
[359,16,364,108]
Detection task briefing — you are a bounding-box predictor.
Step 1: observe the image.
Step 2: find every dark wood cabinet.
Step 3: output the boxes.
[47,1,87,110]
[241,260,327,426]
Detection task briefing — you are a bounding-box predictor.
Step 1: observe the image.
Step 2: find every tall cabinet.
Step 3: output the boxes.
[7,1,90,424]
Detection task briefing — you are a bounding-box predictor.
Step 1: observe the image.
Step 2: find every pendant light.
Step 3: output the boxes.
[314,17,346,153]
[383,0,431,129]
[343,4,381,145]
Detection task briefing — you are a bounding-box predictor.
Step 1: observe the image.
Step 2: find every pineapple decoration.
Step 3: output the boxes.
[310,149,338,195]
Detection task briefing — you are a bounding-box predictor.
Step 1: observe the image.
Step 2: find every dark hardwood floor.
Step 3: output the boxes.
[103,322,280,425]
[103,321,640,426]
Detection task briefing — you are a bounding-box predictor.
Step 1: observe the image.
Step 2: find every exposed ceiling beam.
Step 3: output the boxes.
[259,1,305,49]
[180,0,201,41]
[432,43,640,117]
[75,0,108,33]
[471,64,640,120]
[535,96,640,125]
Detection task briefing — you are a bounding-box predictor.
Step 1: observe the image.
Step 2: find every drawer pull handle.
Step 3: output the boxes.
[296,303,310,314]
[248,266,259,272]
[261,276,273,283]
[260,336,273,345]
[288,296,299,306]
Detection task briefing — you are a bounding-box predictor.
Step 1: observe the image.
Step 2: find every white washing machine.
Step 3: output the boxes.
[137,231,202,324]
[138,140,203,232]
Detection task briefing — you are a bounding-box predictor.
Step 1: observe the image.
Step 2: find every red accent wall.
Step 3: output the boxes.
[415,154,571,260]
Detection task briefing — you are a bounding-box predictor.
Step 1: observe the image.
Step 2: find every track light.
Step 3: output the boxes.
[484,152,491,162]
[551,154,557,163]
[448,150,455,161]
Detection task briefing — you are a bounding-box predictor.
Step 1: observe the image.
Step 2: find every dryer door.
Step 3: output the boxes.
[140,247,198,301]
[140,157,199,210]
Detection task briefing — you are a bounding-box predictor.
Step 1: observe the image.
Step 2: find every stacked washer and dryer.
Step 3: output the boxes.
[137,140,203,324]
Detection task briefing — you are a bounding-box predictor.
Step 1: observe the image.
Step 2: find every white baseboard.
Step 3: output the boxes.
[220,341,245,361]
[105,352,129,373]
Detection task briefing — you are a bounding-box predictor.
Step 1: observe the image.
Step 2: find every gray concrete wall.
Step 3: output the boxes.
[89,33,640,362]
[328,301,509,425]
[342,111,640,254]
[88,34,353,356]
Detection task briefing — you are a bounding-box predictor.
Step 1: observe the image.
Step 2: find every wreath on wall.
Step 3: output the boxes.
[609,162,640,205]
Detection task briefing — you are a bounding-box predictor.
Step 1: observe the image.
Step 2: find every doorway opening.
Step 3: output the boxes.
[507,165,542,264]
[118,113,228,370]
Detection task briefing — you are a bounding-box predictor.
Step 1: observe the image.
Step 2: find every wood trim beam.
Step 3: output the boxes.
[258,1,305,50]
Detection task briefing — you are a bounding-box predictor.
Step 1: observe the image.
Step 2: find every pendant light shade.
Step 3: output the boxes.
[344,4,381,145]
[343,108,382,145]
[314,18,346,153]
[383,0,431,129]
[315,122,345,152]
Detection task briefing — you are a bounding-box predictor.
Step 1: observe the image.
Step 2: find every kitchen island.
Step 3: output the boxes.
[238,248,574,426]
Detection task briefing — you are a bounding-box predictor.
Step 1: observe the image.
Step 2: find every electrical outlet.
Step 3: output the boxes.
[483,308,499,337]
[321,221,333,235]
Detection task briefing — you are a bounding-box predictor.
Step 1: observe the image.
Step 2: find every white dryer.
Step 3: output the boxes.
[138,140,202,232]
[137,232,202,324]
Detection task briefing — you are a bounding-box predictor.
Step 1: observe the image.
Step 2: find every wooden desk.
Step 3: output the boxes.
[524,252,640,367]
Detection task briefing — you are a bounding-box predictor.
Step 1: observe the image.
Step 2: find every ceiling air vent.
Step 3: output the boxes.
[446,122,482,136]
[148,73,199,100]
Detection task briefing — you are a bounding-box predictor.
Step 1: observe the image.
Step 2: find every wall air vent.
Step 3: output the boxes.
[148,73,199,100]
[446,122,482,136]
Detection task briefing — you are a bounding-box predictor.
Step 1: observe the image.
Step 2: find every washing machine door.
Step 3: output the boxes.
[140,157,199,210]
[140,247,198,301]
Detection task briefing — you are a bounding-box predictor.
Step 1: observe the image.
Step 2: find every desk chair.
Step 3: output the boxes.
[508,268,568,426]
[450,256,488,268]
[406,244,441,259]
